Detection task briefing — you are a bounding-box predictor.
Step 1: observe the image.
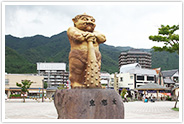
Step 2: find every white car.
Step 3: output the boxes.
[5,94,7,100]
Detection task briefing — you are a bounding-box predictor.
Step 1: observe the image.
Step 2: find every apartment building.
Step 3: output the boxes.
[119,49,151,69]
[37,62,69,88]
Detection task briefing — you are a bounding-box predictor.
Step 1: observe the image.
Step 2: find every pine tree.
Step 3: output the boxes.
[149,25,179,54]
[16,80,33,102]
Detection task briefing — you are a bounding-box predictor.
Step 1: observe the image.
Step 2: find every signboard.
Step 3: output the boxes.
[37,63,66,71]
[147,90,157,93]
[161,93,171,96]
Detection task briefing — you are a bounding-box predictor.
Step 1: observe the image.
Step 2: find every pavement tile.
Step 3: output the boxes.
[5,99,179,119]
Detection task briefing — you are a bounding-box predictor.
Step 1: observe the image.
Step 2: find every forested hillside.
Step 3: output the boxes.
[5,46,36,73]
[5,31,179,74]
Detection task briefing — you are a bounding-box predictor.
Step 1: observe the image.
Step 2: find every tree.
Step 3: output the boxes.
[120,88,127,98]
[57,84,67,90]
[16,80,33,102]
[44,82,48,89]
[174,92,179,108]
[149,25,179,54]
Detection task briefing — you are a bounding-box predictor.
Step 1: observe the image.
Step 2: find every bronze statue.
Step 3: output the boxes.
[67,13,106,88]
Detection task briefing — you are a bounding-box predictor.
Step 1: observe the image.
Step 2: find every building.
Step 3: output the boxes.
[120,68,157,89]
[119,63,141,73]
[119,49,151,69]
[5,74,45,98]
[153,67,164,86]
[113,73,119,93]
[161,69,179,88]
[100,72,110,88]
[110,63,157,92]
[136,83,169,100]
[37,62,69,88]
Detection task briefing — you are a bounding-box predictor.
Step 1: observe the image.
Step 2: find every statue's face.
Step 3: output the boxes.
[74,16,96,32]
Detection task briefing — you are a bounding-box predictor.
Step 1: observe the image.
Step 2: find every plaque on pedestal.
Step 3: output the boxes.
[54,89,124,119]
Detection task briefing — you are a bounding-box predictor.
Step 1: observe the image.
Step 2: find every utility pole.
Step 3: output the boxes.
[42,79,44,102]
[114,72,119,94]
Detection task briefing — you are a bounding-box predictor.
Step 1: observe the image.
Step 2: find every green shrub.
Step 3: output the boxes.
[121,89,127,98]
[127,97,131,101]
[9,94,21,98]
[166,95,172,101]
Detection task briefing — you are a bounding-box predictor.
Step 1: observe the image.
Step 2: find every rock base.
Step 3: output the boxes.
[54,89,124,119]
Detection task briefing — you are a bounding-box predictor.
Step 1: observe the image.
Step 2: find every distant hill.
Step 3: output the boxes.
[5,31,179,74]
[151,50,179,70]
[5,46,36,73]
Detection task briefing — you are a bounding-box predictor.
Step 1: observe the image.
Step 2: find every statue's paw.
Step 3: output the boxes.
[73,85,86,89]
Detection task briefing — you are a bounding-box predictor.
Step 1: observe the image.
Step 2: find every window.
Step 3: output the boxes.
[159,76,161,85]
[136,57,139,63]
[147,76,154,81]
[120,77,123,82]
[111,78,114,82]
[5,79,9,85]
[130,76,133,79]
[173,77,179,83]
[137,76,144,80]
[51,70,57,72]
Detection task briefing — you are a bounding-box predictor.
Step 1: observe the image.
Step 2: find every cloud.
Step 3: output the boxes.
[31,19,42,24]
[5,2,181,49]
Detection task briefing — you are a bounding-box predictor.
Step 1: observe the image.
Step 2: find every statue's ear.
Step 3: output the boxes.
[72,18,75,23]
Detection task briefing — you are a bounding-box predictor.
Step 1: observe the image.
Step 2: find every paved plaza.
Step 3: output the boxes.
[5,99,179,119]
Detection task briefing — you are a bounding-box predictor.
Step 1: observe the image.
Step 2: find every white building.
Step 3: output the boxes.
[162,69,179,88]
[110,63,157,91]
[100,72,110,88]
[119,63,141,73]
[37,62,66,74]
[37,62,69,88]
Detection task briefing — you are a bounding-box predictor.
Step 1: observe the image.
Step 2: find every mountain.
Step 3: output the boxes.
[5,46,37,73]
[151,50,179,70]
[5,31,179,74]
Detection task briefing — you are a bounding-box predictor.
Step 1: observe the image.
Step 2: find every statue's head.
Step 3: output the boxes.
[72,13,96,32]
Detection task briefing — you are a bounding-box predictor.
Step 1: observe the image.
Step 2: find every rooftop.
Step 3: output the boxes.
[46,87,58,91]
[120,63,156,76]
[136,83,169,90]
[128,68,157,76]
[153,67,161,75]
[120,63,141,73]
[37,62,66,71]
[164,78,176,84]
[162,69,178,77]
[120,49,151,55]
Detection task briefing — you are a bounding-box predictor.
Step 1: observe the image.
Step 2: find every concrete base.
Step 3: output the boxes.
[54,89,124,119]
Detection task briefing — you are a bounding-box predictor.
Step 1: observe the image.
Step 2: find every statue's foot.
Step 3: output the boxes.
[71,82,86,89]
[73,86,86,89]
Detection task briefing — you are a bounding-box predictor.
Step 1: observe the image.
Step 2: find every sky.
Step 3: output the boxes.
[5,2,182,49]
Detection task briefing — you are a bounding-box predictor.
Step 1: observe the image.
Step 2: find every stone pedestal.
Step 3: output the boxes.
[54,89,124,119]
